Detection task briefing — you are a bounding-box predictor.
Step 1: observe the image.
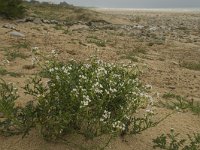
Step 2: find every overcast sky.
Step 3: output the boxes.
[37,0,200,8]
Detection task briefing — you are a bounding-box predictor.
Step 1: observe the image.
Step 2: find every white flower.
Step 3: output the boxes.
[32,47,40,54]
[132,91,136,95]
[79,75,87,80]
[100,118,104,122]
[112,121,126,131]
[146,109,154,114]
[32,47,39,50]
[84,64,91,68]
[62,66,65,70]
[83,101,88,106]
[63,69,68,74]
[99,84,103,88]
[68,66,72,70]
[145,84,152,90]
[95,88,103,94]
[140,93,145,97]
[56,75,60,80]
[110,88,117,93]
[80,100,89,107]
[80,95,91,108]
[51,50,56,54]
[51,50,58,57]
[100,110,111,123]
[31,57,37,65]
[105,90,110,95]
[2,59,10,65]
[49,68,54,72]
[123,64,128,67]
[51,83,55,87]
[148,96,154,104]
[113,74,121,78]
[59,129,63,134]
[175,106,179,110]
[102,110,111,119]
[83,95,91,102]
[97,67,108,75]
[72,88,77,92]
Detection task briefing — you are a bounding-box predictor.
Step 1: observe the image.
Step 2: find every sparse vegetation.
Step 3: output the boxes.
[0,67,22,77]
[13,41,30,49]
[0,57,157,148]
[87,36,106,47]
[153,129,200,150]
[63,29,72,35]
[130,16,142,23]
[160,93,200,115]
[180,61,200,71]
[4,49,28,61]
[118,45,146,62]
[120,51,139,62]
[53,24,63,30]
[22,65,35,70]
[0,2,200,149]
[0,0,26,19]
[0,67,8,76]
[25,1,98,22]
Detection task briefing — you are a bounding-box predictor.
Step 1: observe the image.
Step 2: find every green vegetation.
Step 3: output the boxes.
[25,1,98,22]
[0,67,22,77]
[0,57,158,148]
[153,129,200,150]
[120,50,139,62]
[160,93,200,115]
[180,61,200,71]
[63,29,72,35]
[130,16,142,23]
[162,93,183,100]
[22,65,35,70]
[13,41,30,49]
[0,67,7,76]
[0,0,26,19]
[53,24,63,30]
[5,49,28,61]
[119,45,146,62]
[87,36,106,47]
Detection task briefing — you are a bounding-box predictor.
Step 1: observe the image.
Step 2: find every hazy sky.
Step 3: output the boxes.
[38,0,200,8]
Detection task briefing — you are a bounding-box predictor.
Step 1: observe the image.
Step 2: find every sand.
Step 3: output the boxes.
[0,8,200,150]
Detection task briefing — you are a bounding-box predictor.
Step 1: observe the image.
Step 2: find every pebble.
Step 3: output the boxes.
[33,18,42,24]
[9,31,25,37]
[168,86,176,89]
[3,24,16,30]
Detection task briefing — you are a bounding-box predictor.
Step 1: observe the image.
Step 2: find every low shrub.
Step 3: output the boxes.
[180,61,200,71]
[153,129,200,150]
[5,49,28,61]
[160,93,200,115]
[0,0,26,19]
[0,57,157,147]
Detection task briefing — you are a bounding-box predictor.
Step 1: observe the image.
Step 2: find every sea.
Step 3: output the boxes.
[94,8,200,13]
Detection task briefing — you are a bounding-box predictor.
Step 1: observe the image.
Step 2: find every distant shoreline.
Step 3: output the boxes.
[93,8,200,13]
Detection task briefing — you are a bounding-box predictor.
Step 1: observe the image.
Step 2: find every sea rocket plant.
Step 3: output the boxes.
[0,57,156,141]
[25,57,155,139]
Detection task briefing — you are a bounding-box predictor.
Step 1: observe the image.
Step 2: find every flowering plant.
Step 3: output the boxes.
[24,57,155,140]
[0,56,156,146]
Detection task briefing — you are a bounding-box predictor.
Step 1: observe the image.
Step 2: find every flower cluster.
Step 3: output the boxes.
[0,56,157,146]
[31,57,155,139]
[80,95,91,107]
[100,110,111,122]
[112,121,126,131]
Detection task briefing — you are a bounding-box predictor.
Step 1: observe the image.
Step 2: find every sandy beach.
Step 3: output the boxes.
[0,4,200,150]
